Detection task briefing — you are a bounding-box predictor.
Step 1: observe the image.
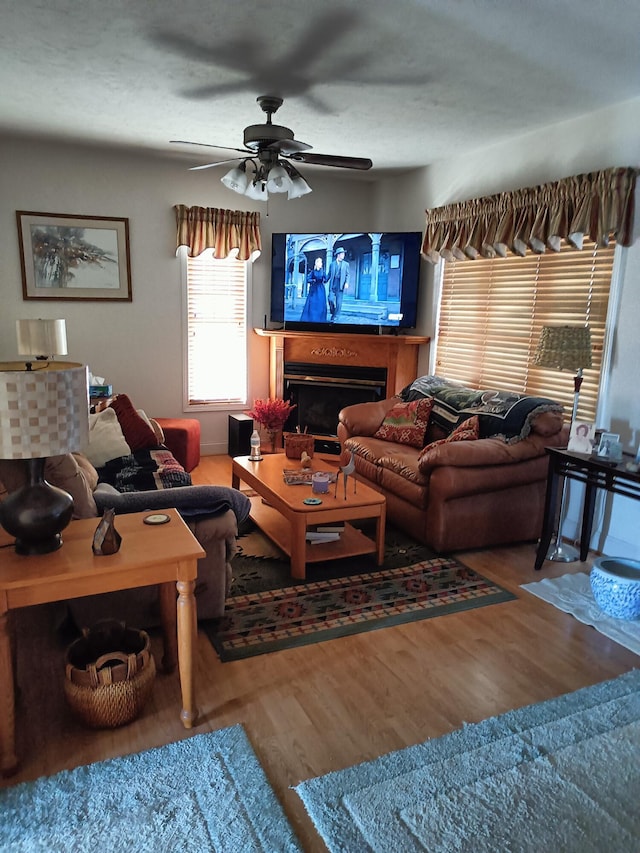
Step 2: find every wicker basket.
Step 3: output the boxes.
[63,620,156,729]
[283,432,315,459]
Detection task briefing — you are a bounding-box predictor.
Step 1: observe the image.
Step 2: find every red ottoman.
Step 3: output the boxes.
[155,418,201,473]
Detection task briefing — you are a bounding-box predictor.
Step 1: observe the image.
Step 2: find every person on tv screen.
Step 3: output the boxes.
[326,245,349,322]
[300,256,327,322]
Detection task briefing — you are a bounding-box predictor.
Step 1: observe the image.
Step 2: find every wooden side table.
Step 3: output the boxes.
[535,447,640,570]
[0,508,204,776]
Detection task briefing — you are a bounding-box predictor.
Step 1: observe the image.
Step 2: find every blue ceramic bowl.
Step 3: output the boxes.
[590,557,640,620]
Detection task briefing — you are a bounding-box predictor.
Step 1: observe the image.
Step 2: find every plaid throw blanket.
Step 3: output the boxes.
[97,448,192,492]
[402,375,563,443]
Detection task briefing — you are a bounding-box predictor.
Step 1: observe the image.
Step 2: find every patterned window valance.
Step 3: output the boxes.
[422,166,638,264]
[174,205,262,261]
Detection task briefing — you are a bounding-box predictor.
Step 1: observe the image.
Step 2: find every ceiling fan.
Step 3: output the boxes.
[171,95,372,200]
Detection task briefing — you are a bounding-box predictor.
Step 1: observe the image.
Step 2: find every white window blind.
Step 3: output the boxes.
[436,240,616,422]
[184,251,248,407]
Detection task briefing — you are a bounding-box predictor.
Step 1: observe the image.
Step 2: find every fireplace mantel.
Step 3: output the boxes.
[255,329,429,398]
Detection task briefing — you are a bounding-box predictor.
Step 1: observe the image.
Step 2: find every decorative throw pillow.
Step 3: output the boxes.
[109,394,158,451]
[418,415,480,459]
[85,407,131,468]
[373,397,434,448]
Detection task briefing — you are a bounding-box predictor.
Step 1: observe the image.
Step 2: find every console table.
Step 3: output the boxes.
[0,509,204,776]
[535,447,640,570]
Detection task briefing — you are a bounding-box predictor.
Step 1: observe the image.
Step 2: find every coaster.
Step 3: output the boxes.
[143,513,171,525]
[303,497,322,505]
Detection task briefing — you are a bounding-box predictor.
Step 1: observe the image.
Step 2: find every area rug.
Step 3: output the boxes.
[204,522,515,661]
[0,725,301,853]
[522,571,640,656]
[294,669,640,852]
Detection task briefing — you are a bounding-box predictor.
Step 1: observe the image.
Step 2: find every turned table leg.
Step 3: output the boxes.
[176,575,198,729]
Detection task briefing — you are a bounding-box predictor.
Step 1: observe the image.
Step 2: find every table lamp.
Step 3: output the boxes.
[534,324,593,561]
[16,318,68,369]
[0,362,89,555]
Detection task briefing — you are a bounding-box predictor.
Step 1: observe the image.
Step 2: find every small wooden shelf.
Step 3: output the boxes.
[248,495,379,565]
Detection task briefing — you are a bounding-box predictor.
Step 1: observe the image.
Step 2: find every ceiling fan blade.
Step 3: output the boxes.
[289,152,373,170]
[189,157,245,171]
[170,140,250,155]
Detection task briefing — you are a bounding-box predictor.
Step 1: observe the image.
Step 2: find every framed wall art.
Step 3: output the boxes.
[17,211,132,301]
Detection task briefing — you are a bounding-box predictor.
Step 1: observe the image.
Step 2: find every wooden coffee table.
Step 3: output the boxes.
[231,454,386,579]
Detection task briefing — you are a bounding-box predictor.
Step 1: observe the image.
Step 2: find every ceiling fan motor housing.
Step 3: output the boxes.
[243,122,295,151]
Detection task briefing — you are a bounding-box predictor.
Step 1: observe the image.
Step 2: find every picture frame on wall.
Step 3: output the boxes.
[17,210,132,301]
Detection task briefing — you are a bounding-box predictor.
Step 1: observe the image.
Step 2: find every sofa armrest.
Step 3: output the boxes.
[338,396,401,439]
[418,426,569,473]
[94,483,251,526]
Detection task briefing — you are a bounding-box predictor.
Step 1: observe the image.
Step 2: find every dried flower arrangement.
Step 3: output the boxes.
[247,398,296,452]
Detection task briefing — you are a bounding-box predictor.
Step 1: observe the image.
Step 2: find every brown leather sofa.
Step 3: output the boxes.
[337,376,568,552]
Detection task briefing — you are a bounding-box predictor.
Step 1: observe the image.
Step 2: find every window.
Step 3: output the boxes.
[435,240,616,422]
[182,249,249,408]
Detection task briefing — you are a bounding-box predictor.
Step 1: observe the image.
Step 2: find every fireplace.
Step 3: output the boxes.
[284,362,387,453]
[255,328,429,454]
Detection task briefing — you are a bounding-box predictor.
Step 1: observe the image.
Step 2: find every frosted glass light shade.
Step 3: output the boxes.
[288,175,312,199]
[266,164,291,193]
[245,181,269,201]
[221,164,248,193]
[16,319,68,358]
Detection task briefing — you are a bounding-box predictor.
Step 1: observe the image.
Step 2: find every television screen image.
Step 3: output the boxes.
[270,231,422,333]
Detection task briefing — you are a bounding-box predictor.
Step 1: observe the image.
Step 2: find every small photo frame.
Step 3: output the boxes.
[596,431,620,459]
[568,421,595,453]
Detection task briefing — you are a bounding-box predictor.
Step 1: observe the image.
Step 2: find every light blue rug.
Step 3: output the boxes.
[522,571,640,655]
[1,725,301,852]
[295,669,640,852]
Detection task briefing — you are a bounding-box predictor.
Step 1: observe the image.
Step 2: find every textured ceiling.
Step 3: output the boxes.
[1,0,639,174]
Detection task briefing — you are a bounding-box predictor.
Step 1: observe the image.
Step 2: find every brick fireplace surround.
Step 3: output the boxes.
[255,329,429,452]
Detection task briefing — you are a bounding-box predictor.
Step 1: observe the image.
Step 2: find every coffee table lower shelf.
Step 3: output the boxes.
[248,495,380,568]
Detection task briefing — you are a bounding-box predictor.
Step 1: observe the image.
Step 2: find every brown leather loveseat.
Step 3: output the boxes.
[338,375,567,553]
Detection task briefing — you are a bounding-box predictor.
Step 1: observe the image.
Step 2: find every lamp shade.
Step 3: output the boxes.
[266,164,291,194]
[245,180,269,201]
[220,163,248,194]
[0,362,89,459]
[534,325,593,371]
[16,318,68,359]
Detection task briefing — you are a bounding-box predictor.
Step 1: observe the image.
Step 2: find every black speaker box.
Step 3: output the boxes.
[228,414,254,458]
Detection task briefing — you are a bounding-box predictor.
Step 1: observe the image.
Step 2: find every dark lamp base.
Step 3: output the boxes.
[0,459,73,556]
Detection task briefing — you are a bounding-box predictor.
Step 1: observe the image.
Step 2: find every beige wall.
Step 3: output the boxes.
[0,138,381,455]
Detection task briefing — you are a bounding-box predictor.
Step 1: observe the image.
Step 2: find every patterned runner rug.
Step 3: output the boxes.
[203,521,515,661]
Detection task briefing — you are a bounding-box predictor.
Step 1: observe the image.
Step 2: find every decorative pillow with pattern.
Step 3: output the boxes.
[418,415,480,458]
[109,394,158,451]
[373,397,434,448]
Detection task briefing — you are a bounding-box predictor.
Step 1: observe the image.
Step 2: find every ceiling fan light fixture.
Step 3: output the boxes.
[244,180,268,201]
[220,161,248,193]
[283,162,312,199]
[266,163,292,194]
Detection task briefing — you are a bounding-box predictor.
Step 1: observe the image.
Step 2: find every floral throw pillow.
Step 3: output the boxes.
[418,415,480,459]
[374,397,434,448]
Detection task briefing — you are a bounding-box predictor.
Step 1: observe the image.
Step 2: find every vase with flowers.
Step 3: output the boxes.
[247,398,296,454]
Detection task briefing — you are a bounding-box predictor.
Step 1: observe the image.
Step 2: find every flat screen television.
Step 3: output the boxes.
[270,231,422,333]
